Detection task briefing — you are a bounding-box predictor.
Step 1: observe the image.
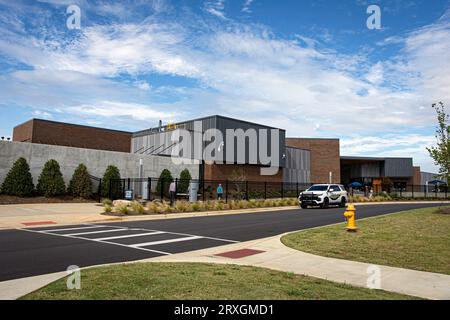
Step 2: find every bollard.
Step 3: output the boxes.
[344,204,357,232]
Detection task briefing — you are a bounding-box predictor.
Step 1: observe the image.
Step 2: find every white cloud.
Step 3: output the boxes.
[204,0,226,19]
[0,3,448,172]
[242,0,254,13]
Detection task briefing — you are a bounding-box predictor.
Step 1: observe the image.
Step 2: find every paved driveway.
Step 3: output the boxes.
[0,203,444,281]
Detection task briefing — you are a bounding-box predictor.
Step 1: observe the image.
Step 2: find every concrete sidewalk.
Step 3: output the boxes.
[1,201,449,230]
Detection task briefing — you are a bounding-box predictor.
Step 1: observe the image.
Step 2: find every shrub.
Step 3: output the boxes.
[215,201,224,210]
[104,204,112,213]
[68,164,92,199]
[36,159,66,197]
[1,157,34,196]
[117,203,129,215]
[102,198,112,206]
[101,165,121,199]
[191,202,201,211]
[175,201,190,212]
[156,169,173,198]
[131,201,145,214]
[178,169,192,194]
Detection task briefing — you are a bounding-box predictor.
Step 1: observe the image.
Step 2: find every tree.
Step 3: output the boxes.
[156,169,173,197]
[427,102,450,184]
[178,169,192,193]
[1,157,34,196]
[101,165,121,199]
[68,164,92,199]
[37,159,66,197]
[229,168,247,200]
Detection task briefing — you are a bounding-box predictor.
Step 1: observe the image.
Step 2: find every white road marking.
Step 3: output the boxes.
[18,226,170,255]
[95,231,164,241]
[130,236,202,248]
[66,228,135,236]
[38,225,109,232]
[18,223,239,255]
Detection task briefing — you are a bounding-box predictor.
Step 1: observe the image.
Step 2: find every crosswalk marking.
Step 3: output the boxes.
[66,228,135,236]
[130,236,202,248]
[19,223,239,256]
[95,231,164,241]
[39,225,108,232]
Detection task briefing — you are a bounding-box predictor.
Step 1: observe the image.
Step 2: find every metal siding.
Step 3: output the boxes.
[383,158,413,177]
[283,147,311,183]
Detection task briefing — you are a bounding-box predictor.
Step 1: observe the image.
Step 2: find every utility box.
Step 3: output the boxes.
[189,181,199,202]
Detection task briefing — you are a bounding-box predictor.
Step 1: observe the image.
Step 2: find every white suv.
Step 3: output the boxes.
[299,184,348,209]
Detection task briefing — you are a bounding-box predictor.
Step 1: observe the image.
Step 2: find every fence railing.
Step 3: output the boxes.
[102,178,449,202]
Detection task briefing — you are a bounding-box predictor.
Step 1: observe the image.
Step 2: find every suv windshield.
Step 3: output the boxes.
[307,185,328,191]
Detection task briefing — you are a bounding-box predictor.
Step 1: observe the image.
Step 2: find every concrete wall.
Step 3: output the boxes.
[0,141,199,187]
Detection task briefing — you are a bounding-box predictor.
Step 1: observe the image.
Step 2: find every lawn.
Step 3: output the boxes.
[22,262,416,300]
[282,206,450,275]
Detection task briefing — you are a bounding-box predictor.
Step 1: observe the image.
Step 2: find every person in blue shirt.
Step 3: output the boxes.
[217,184,223,200]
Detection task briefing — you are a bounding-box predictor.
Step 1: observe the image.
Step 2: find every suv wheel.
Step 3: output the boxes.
[301,203,308,209]
[321,197,329,209]
[339,197,347,208]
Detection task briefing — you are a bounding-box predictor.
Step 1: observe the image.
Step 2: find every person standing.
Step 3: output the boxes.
[217,183,223,200]
[169,179,176,206]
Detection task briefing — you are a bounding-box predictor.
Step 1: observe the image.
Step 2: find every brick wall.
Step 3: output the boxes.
[285,138,341,183]
[13,119,132,153]
[204,163,283,182]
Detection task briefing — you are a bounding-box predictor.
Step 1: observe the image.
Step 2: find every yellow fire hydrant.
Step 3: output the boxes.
[344,204,357,232]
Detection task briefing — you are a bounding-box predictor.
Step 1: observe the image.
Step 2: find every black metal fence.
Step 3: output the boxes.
[103,178,449,202]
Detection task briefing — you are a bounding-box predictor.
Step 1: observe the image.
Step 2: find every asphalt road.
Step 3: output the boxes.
[0,203,444,282]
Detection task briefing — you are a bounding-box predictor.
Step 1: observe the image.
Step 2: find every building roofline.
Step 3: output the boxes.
[341,155,413,161]
[16,118,132,134]
[286,137,340,141]
[133,114,286,136]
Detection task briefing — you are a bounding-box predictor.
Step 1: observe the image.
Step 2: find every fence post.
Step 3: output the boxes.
[175,178,178,196]
[225,180,228,203]
[202,180,205,202]
[122,179,126,199]
[281,182,284,199]
[109,179,112,200]
[97,179,102,202]
[160,179,164,200]
[411,185,414,199]
[264,182,267,200]
[296,182,299,197]
[148,177,151,201]
[245,181,249,200]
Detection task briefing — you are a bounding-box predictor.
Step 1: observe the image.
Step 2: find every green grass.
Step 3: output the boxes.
[282,206,450,275]
[21,263,416,300]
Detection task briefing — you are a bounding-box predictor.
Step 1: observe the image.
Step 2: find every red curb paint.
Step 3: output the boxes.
[22,221,57,226]
[215,248,265,259]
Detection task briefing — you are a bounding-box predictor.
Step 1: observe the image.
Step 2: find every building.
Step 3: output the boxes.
[340,156,422,191]
[13,119,132,153]
[8,115,432,187]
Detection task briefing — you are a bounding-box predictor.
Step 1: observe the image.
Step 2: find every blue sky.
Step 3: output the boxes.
[0,0,449,172]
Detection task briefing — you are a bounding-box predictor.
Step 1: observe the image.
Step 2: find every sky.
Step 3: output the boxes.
[0,0,449,172]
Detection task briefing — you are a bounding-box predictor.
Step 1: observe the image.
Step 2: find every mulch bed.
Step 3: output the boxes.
[0,195,96,205]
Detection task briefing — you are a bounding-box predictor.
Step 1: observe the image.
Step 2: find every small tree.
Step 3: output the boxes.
[101,165,121,199]
[178,169,192,193]
[229,168,247,200]
[427,102,450,184]
[36,159,66,197]
[68,164,92,199]
[1,157,34,197]
[156,169,173,197]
